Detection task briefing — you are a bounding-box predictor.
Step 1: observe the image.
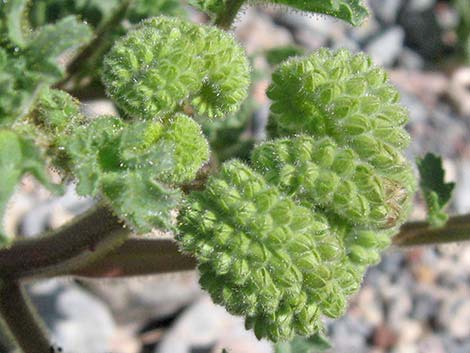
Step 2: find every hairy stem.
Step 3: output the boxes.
[393,214,470,246]
[0,280,51,353]
[214,0,245,29]
[0,204,129,280]
[69,238,196,278]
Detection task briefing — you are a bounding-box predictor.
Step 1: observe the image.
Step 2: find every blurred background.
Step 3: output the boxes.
[2,0,470,352]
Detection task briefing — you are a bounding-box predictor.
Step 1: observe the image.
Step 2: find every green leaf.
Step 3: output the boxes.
[0,130,63,245]
[1,0,30,48]
[0,14,92,123]
[271,0,368,26]
[63,115,204,232]
[417,153,455,227]
[101,171,181,232]
[191,0,368,26]
[26,16,93,80]
[274,333,332,353]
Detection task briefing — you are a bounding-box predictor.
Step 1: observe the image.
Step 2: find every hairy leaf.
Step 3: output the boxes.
[64,114,208,232]
[417,153,455,227]
[268,0,368,26]
[178,49,416,342]
[0,130,62,245]
[101,171,181,232]
[102,16,250,120]
[191,0,368,26]
[26,16,93,80]
[0,13,92,123]
[1,0,30,47]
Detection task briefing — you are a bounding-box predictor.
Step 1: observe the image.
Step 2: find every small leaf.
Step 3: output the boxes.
[268,0,368,26]
[26,16,93,80]
[274,333,332,353]
[63,115,204,232]
[102,171,181,232]
[1,0,30,48]
[0,130,63,245]
[417,153,455,227]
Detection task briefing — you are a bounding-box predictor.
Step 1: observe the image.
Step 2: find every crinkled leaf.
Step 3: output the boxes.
[0,14,92,123]
[191,0,368,26]
[417,153,455,227]
[0,130,62,245]
[63,116,191,232]
[274,333,332,353]
[0,51,45,125]
[1,0,30,48]
[101,171,181,232]
[271,0,368,26]
[26,16,93,80]
[64,116,125,196]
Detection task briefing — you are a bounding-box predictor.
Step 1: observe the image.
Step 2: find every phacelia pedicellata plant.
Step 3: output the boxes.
[177,49,416,341]
[0,0,462,352]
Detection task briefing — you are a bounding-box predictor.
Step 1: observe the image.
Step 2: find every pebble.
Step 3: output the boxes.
[365,27,405,66]
[398,47,424,70]
[411,292,439,321]
[369,0,403,24]
[448,67,470,118]
[236,8,292,54]
[438,296,470,338]
[86,272,202,327]
[328,316,368,353]
[28,280,116,353]
[156,296,272,353]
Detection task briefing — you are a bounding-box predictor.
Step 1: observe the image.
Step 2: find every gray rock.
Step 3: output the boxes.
[236,8,292,54]
[86,272,202,327]
[438,296,470,339]
[411,292,439,321]
[377,251,405,277]
[406,0,436,12]
[454,159,470,214]
[19,184,93,237]
[156,296,272,353]
[418,335,446,353]
[331,37,360,52]
[399,90,428,124]
[349,16,381,44]
[28,280,116,353]
[398,47,424,70]
[441,334,470,353]
[369,0,403,24]
[328,316,368,353]
[365,27,405,67]
[294,28,328,50]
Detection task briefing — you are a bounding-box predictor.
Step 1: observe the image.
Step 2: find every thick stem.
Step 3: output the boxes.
[393,214,470,246]
[214,0,245,29]
[69,238,196,278]
[0,204,129,280]
[0,280,51,353]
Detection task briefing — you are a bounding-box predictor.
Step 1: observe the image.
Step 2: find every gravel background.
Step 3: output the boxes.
[2,0,469,352]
